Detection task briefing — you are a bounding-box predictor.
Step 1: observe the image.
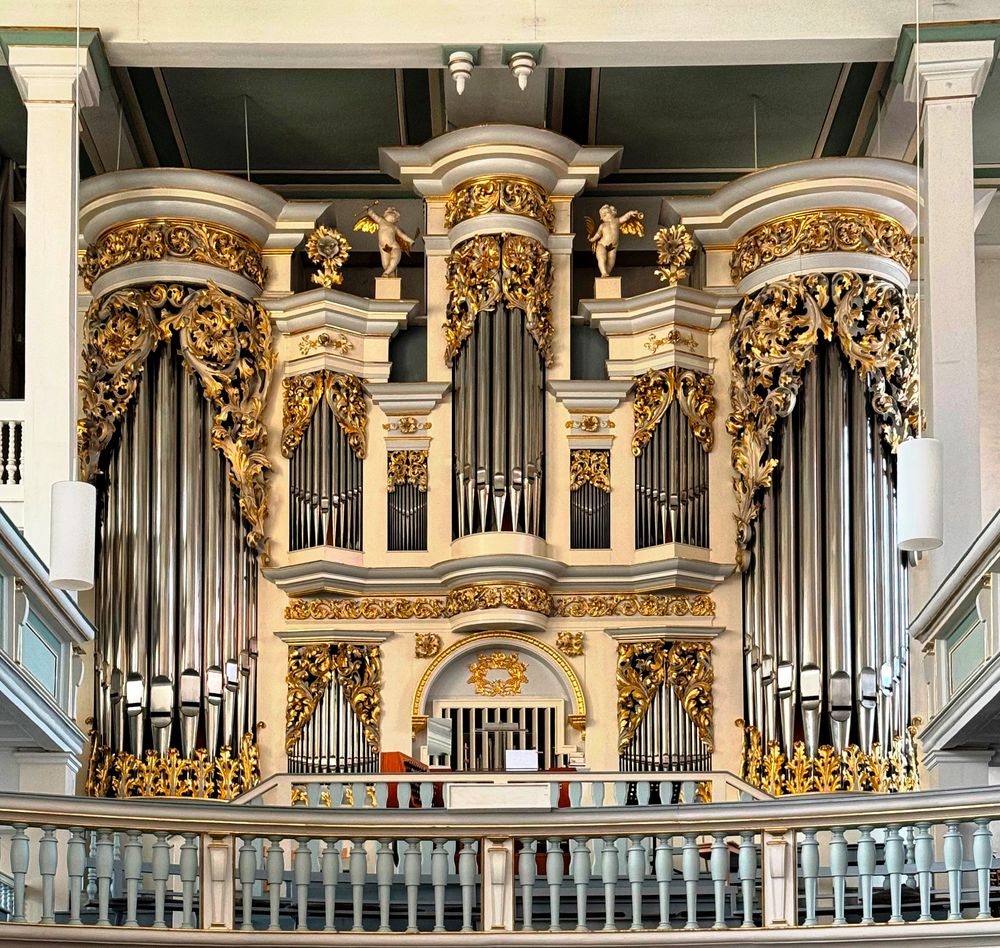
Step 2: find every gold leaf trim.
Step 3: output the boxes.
[444,234,554,366]
[569,449,611,493]
[632,368,716,455]
[77,282,275,554]
[387,450,429,492]
[728,272,918,569]
[445,176,555,231]
[617,640,714,753]
[730,209,915,283]
[299,331,353,356]
[414,633,441,659]
[467,651,528,696]
[280,370,368,459]
[645,329,698,354]
[80,219,266,291]
[556,630,584,657]
[554,594,715,618]
[445,582,554,617]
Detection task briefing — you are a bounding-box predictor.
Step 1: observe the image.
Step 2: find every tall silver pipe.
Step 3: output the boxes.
[475,315,489,530]
[222,486,239,748]
[797,361,823,756]
[760,489,778,748]
[203,407,224,757]
[776,425,798,757]
[492,307,507,527]
[824,348,853,753]
[510,307,523,532]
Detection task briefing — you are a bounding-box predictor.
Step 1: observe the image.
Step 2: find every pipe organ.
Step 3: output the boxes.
[387,449,428,551]
[447,233,553,538]
[569,449,611,549]
[281,371,367,552]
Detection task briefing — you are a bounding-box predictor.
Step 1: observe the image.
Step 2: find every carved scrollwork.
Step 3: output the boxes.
[387,450,429,492]
[285,596,445,621]
[569,449,611,493]
[444,234,554,366]
[654,224,695,287]
[467,651,529,696]
[78,282,275,553]
[445,176,555,231]
[80,219,266,291]
[631,368,716,456]
[285,644,336,752]
[444,583,554,618]
[729,209,915,283]
[617,640,714,753]
[331,643,383,751]
[728,271,918,569]
[280,369,368,460]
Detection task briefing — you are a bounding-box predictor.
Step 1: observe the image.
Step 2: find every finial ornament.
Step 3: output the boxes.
[585,205,645,277]
[354,202,416,279]
[305,226,351,288]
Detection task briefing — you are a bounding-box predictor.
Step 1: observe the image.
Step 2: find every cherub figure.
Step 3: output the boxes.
[354,203,415,279]
[585,204,645,277]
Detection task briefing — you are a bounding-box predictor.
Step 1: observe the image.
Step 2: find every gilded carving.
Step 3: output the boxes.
[569,449,611,493]
[556,630,584,657]
[77,282,274,554]
[298,331,353,356]
[387,450,429,492]
[285,596,445,621]
[383,416,431,434]
[644,329,698,354]
[565,415,615,432]
[280,370,368,459]
[728,272,918,568]
[444,583,554,618]
[555,593,715,619]
[306,226,351,288]
[617,640,714,753]
[444,234,554,366]
[632,367,716,455]
[414,632,441,659]
[654,224,695,287]
[730,209,915,283]
[445,176,555,231]
[80,218,266,290]
[737,720,920,795]
[467,651,529,696]
[285,642,382,754]
[85,732,259,801]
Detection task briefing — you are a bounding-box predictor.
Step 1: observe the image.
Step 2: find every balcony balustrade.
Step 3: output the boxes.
[2,784,1000,943]
[0,402,24,529]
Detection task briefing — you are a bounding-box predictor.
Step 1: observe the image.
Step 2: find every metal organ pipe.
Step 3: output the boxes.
[775,425,798,758]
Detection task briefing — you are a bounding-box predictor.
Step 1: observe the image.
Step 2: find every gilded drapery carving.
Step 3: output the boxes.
[280,369,368,459]
[444,233,553,365]
[444,176,555,231]
[631,368,716,455]
[77,281,275,553]
[728,271,918,569]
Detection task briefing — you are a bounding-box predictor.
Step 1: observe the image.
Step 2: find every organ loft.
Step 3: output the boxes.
[68,126,923,800]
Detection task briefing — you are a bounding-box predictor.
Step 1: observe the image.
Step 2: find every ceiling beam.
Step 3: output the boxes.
[152,67,191,167]
[846,61,889,156]
[113,65,160,167]
[812,62,851,158]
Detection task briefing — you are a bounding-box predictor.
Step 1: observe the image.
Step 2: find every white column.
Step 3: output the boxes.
[7,45,99,561]
[904,40,996,597]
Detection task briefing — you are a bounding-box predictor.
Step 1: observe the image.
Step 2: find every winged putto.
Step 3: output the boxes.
[354,203,416,279]
[585,205,645,277]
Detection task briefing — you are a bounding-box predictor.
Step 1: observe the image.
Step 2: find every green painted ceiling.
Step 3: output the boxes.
[0,67,27,165]
[974,66,1000,166]
[597,64,844,170]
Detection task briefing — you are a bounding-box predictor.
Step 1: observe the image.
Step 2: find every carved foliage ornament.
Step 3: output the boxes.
[444,234,554,366]
[80,219,266,291]
[306,226,352,288]
[556,630,584,657]
[414,632,441,659]
[387,450,429,492]
[617,640,714,753]
[445,176,555,232]
[78,282,275,554]
[654,224,696,287]
[285,591,717,621]
[730,209,915,283]
[281,370,368,459]
[285,642,382,753]
[467,651,529,696]
[632,368,716,456]
[728,271,918,569]
[569,449,611,493]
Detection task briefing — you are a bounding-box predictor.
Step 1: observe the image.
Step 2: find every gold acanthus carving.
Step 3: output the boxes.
[645,330,698,354]
[286,591,716,621]
[444,583,554,618]
[387,450,429,492]
[444,234,554,366]
[414,633,441,659]
[281,370,368,459]
[383,416,431,434]
[730,209,915,283]
[617,640,714,753]
[298,331,354,356]
[569,449,611,493]
[285,642,382,753]
[85,732,259,801]
[80,218,266,290]
[632,368,716,455]
[77,282,274,554]
[728,271,918,569]
[738,720,920,795]
[556,630,584,657]
[654,224,695,287]
[445,176,555,232]
[305,226,351,288]
[565,415,615,432]
[467,651,529,696]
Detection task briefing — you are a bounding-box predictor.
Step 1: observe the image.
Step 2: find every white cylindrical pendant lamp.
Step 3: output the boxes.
[896,437,943,552]
[49,480,97,590]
